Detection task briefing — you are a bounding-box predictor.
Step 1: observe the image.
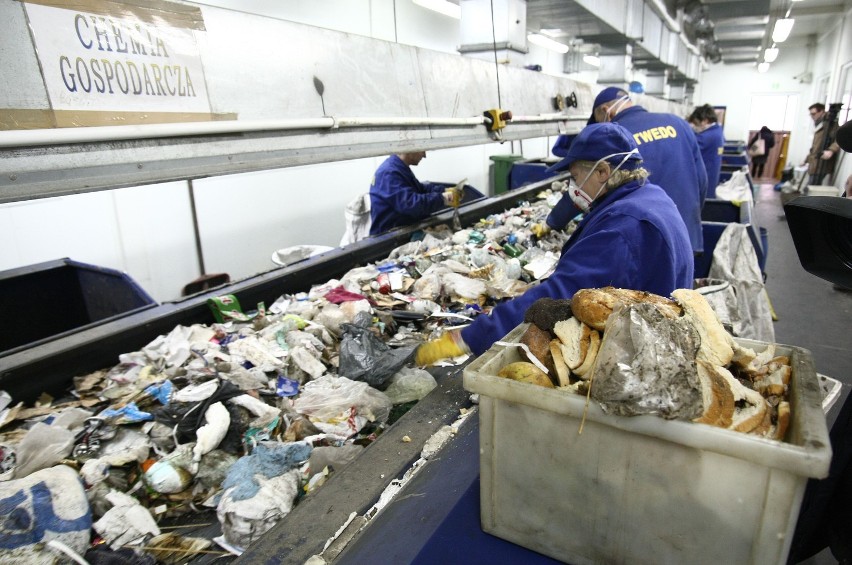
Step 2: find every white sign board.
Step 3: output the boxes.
[25,1,211,114]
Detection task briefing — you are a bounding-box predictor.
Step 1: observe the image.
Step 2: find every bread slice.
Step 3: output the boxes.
[693,361,735,428]
[709,364,768,433]
[753,365,790,397]
[730,341,757,369]
[553,317,592,370]
[549,339,571,387]
[671,288,734,367]
[572,329,600,379]
[774,401,791,441]
[572,287,682,331]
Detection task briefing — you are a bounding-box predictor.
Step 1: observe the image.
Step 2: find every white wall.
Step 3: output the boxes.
[696,6,852,187]
[5,0,789,304]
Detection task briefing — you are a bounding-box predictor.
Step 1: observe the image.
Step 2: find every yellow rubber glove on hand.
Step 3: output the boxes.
[531,223,551,238]
[442,187,463,208]
[415,331,470,366]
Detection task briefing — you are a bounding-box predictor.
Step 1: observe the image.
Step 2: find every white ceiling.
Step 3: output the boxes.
[523,0,847,66]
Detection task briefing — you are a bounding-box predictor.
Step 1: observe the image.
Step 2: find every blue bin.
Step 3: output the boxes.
[0,258,156,355]
[509,160,559,190]
[695,221,767,278]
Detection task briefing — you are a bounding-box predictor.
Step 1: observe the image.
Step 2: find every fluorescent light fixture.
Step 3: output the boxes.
[583,54,601,67]
[527,33,569,54]
[772,18,794,43]
[758,62,770,73]
[764,47,779,63]
[412,0,460,19]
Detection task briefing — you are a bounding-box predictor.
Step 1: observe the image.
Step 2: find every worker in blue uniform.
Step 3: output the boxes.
[688,104,725,197]
[548,87,708,254]
[415,122,694,362]
[369,151,461,235]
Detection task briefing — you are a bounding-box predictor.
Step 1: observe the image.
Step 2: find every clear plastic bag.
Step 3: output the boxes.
[293,375,392,436]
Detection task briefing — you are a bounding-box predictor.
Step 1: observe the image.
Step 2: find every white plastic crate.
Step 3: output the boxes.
[463,324,832,565]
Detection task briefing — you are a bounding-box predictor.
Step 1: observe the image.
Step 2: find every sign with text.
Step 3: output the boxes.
[24,0,211,115]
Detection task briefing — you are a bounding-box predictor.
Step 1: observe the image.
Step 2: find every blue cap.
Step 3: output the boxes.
[551,134,576,158]
[546,122,642,173]
[587,86,628,125]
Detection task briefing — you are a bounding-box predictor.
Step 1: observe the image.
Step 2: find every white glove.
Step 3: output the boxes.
[551,180,568,192]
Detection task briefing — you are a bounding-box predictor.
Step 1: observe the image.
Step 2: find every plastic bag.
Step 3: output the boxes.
[715,169,753,203]
[694,278,741,336]
[337,318,415,387]
[217,469,301,550]
[591,303,702,419]
[0,465,91,562]
[383,368,438,404]
[13,423,75,479]
[293,375,392,436]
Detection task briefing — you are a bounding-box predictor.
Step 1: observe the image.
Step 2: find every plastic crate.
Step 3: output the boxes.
[0,258,155,355]
[508,159,559,190]
[463,324,831,565]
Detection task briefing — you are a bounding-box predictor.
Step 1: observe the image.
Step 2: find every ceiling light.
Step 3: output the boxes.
[527,33,569,54]
[758,62,770,73]
[764,47,779,63]
[582,54,600,67]
[772,18,795,43]
[412,0,460,19]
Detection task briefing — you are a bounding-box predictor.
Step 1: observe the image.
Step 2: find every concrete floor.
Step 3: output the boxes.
[754,183,850,565]
[755,183,852,385]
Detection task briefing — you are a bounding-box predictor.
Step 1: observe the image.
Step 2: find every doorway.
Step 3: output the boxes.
[748,94,799,181]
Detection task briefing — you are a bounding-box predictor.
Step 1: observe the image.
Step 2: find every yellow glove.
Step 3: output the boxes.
[415,331,470,366]
[443,187,463,208]
[531,223,551,238]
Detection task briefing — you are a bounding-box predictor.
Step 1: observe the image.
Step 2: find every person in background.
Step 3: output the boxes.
[369,151,462,235]
[805,103,840,185]
[415,123,694,363]
[747,126,776,179]
[548,87,707,254]
[688,104,725,196]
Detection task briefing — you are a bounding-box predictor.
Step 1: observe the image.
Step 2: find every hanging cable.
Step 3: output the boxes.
[489,0,502,108]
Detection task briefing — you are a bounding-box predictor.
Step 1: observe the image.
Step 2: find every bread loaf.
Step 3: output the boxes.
[572,287,681,331]
[519,323,556,376]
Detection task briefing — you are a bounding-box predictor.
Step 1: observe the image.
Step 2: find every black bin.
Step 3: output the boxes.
[0,258,156,355]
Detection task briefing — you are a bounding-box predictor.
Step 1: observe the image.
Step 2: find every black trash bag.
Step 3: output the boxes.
[151,379,245,444]
[338,314,415,388]
[85,545,156,565]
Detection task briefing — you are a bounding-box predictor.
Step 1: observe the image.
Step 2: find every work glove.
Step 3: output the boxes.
[443,187,463,208]
[531,223,551,238]
[551,180,568,192]
[415,330,470,366]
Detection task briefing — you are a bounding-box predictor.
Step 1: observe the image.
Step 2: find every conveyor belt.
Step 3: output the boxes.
[0,173,566,563]
[0,173,566,404]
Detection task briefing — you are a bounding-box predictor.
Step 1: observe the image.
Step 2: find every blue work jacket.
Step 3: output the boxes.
[611,106,708,253]
[369,155,446,235]
[460,179,694,355]
[695,123,725,198]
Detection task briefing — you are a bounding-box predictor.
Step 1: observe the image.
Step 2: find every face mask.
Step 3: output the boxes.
[601,95,631,122]
[568,149,639,213]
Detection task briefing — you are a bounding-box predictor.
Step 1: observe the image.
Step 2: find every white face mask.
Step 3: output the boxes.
[568,149,639,213]
[601,95,631,122]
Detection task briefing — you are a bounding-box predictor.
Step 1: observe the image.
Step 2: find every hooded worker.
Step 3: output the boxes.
[548,87,708,254]
[369,151,463,235]
[415,122,694,364]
